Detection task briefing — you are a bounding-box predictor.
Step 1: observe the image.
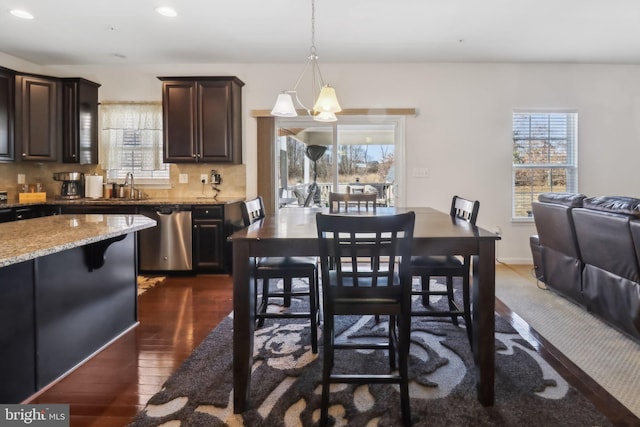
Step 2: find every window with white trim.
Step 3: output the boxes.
[512,111,578,219]
[99,103,170,185]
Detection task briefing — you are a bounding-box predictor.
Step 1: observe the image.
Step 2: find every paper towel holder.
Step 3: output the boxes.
[85,173,104,199]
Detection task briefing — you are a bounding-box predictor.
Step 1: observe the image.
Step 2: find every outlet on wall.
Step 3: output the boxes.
[178,174,189,184]
[411,167,430,178]
[200,174,208,184]
[17,174,26,184]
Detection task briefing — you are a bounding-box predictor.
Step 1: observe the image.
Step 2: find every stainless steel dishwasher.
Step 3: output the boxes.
[139,205,192,271]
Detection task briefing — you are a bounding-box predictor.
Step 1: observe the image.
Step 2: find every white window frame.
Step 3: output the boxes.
[274,115,406,207]
[512,111,578,220]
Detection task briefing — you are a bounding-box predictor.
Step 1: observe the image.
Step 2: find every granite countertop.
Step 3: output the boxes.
[0,196,245,209]
[0,214,156,268]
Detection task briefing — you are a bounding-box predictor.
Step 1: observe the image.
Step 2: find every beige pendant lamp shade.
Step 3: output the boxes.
[313,85,341,114]
[270,0,341,122]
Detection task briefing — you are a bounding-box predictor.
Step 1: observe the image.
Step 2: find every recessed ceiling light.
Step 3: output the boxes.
[10,9,34,20]
[155,7,177,17]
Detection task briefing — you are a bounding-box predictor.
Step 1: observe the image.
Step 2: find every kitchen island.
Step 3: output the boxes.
[0,214,156,403]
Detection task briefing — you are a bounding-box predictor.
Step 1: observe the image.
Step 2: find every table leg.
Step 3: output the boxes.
[233,240,255,413]
[472,239,496,406]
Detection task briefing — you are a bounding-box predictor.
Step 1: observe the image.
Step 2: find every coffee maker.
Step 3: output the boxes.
[53,172,84,199]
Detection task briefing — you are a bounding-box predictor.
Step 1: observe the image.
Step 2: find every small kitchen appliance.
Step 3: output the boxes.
[53,172,84,199]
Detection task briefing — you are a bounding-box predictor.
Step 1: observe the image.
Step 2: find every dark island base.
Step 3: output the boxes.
[0,233,138,403]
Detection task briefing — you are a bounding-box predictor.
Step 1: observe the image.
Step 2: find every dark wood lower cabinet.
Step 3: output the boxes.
[191,203,243,273]
[192,205,225,271]
[193,217,224,270]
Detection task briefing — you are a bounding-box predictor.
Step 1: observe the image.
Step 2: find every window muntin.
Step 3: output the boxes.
[512,112,578,219]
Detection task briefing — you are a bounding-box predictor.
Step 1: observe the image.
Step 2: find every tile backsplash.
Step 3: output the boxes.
[0,162,246,202]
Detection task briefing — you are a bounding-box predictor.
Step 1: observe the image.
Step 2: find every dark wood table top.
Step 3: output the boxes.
[230,206,500,242]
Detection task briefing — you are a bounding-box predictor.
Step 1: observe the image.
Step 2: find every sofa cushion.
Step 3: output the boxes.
[583,196,640,218]
[538,192,586,207]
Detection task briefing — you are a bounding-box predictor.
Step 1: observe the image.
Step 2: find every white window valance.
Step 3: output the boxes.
[100,103,168,182]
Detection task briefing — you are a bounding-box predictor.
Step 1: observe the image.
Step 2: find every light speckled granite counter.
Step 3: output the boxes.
[0,214,156,268]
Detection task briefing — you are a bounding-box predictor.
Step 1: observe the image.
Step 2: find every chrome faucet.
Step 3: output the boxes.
[124,172,134,198]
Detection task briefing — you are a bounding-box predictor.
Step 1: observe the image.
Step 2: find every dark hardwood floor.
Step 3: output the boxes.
[26,271,639,427]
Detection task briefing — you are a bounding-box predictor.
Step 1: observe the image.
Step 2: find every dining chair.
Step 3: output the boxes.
[316,211,415,426]
[328,191,377,213]
[240,196,319,353]
[411,195,479,346]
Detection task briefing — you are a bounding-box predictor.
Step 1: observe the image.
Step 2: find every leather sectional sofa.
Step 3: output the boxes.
[530,193,640,341]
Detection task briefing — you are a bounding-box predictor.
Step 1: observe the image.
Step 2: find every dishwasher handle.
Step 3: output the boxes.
[151,205,192,215]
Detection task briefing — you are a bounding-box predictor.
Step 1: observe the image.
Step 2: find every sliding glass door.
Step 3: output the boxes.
[275,116,404,208]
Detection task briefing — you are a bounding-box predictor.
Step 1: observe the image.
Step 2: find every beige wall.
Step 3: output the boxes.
[3,59,640,262]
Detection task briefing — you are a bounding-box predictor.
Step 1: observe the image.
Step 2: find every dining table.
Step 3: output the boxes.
[230,206,501,413]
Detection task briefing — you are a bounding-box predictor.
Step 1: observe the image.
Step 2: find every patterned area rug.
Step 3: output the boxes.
[137,275,166,296]
[128,280,611,426]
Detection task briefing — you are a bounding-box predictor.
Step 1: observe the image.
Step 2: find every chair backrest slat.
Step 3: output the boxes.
[450,195,480,225]
[316,212,415,298]
[328,192,377,213]
[241,196,266,226]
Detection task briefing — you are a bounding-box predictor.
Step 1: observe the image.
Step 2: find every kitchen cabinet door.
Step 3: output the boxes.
[161,80,198,162]
[193,218,224,270]
[0,67,15,162]
[159,76,244,164]
[192,205,225,271]
[15,74,60,162]
[197,78,243,163]
[61,78,100,164]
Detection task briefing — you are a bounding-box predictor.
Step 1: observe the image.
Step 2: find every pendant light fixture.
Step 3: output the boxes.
[270,0,341,122]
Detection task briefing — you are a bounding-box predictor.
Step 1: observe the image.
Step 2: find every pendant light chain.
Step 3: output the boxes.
[310,0,317,57]
[310,0,325,95]
[270,0,342,120]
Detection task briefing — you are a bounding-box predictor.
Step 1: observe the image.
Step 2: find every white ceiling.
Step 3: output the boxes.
[1,0,640,66]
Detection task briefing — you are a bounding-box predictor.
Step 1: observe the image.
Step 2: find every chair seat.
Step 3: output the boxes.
[411,255,463,268]
[410,195,479,349]
[315,211,415,426]
[257,256,317,269]
[241,197,319,354]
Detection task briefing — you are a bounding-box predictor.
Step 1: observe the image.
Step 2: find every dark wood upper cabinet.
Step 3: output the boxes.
[15,74,60,162]
[0,67,15,162]
[159,76,244,164]
[61,78,100,164]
